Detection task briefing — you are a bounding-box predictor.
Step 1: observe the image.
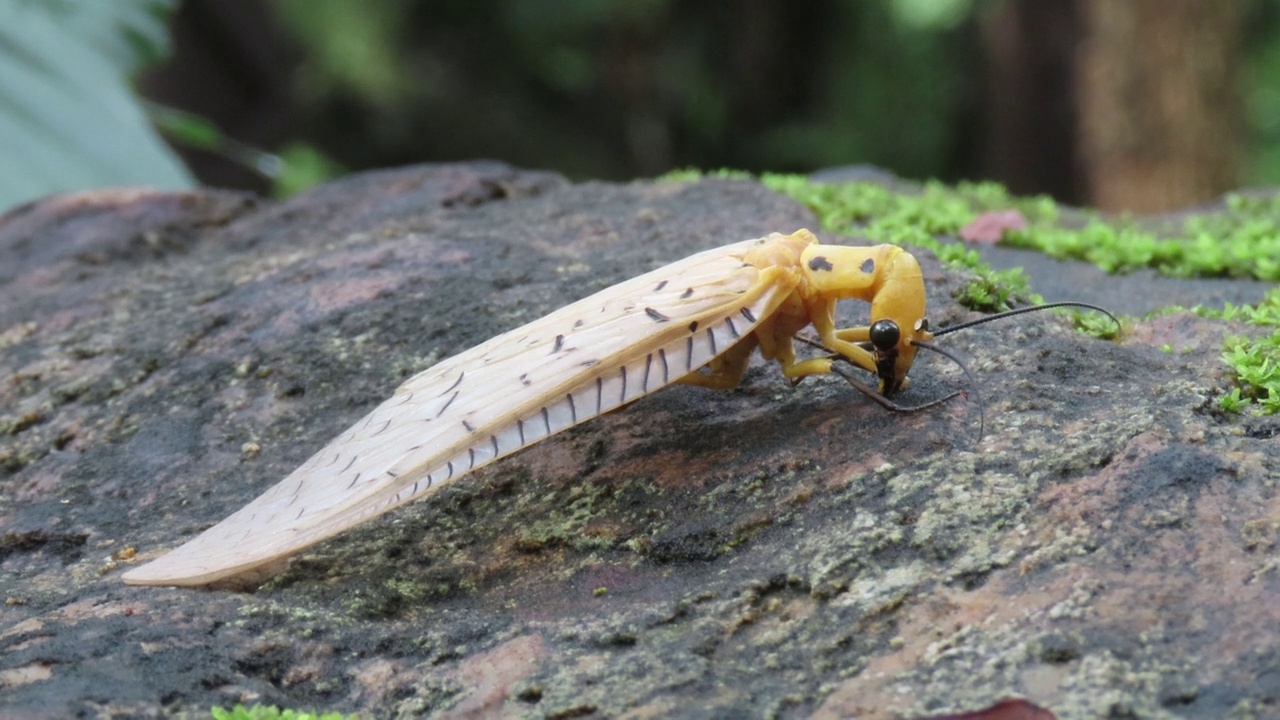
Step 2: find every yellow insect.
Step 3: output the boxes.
[122,229,1114,587]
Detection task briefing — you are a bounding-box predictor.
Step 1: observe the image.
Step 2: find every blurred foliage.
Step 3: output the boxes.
[266,0,981,184]
[255,0,1280,192]
[1245,0,1280,185]
[1002,191,1280,281]
[0,0,191,213]
[9,0,1280,211]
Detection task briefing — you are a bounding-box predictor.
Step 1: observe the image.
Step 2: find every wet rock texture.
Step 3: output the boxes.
[1,162,1277,719]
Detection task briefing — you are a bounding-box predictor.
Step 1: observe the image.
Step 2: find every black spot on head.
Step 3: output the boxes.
[808,255,834,272]
[860,258,875,274]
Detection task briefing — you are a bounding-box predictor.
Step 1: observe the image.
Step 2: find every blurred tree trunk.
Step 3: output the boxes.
[1075,0,1244,212]
[980,2,1084,204]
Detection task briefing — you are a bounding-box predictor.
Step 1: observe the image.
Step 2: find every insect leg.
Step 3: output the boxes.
[679,336,757,389]
[768,331,874,383]
[746,303,879,383]
[832,326,870,343]
[803,311,879,378]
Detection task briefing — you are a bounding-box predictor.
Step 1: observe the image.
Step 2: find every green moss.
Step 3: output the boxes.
[1071,308,1124,341]
[1002,194,1280,281]
[1195,287,1280,414]
[660,167,753,183]
[210,704,357,720]
[754,171,1278,281]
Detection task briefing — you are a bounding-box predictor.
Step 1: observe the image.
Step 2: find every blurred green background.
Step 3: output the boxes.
[2,0,1276,215]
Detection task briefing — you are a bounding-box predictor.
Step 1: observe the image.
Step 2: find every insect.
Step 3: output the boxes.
[122,229,1115,587]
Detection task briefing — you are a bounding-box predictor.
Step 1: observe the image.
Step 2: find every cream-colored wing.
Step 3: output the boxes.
[123,234,800,586]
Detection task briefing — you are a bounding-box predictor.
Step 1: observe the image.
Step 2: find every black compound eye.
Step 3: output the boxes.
[869,319,900,351]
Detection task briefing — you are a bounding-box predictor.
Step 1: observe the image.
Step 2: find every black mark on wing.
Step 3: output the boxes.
[620,365,628,403]
[595,377,603,414]
[725,316,740,338]
[740,307,758,323]
[446,461,455,479]
[860,258,875,274]
[437,391,459,418]
[519,373,531,387]
[468,448,476,469]
[680,287,694,299]
[341,456,358,473]
[541,406,551,434]
[643,353,652,391]
[659,348,670,383]
[645,307,670,322]
[441,372,465,396]
[686,337,694,371]
[346,472,362,490]
[518,419,526,445]
[654,280,668,292]
[372,419,393,436]
[567,393,577,423]
[707,327,718,356]
[688,320,699,333]
[462,419,476,433]
[552,334,565,353]
[490,435,500,457]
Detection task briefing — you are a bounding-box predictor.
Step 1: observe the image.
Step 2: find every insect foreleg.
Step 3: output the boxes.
[832,326,871,343]
[798,305,880,380]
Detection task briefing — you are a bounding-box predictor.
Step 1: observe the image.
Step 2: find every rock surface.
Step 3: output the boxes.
[1,162,1277,719]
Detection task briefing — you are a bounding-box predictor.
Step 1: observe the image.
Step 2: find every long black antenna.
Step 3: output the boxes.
[795,300,1118,444]
[827,363,965,414]
[931,301,1119,338]
[824,346,980,445]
